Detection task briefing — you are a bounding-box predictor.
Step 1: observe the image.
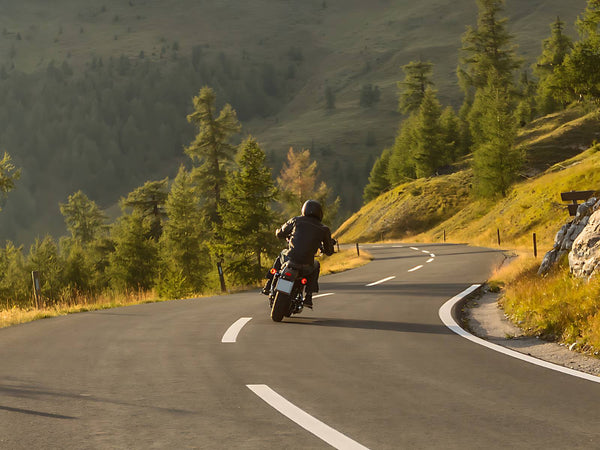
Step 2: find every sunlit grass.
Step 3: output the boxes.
[320,248,373,275]
[496,257,600,356]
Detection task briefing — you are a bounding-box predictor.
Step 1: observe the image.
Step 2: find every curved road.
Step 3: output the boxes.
[1,244,599,449]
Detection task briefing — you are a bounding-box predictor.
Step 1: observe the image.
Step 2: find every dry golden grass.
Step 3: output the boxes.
[320,248,373,275]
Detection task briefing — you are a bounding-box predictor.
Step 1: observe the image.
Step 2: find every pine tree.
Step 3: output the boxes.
[277,147,339,224]
[158,166,210,298]
[439,106,463,161]
[412,88,445,178]
[0,152,20,209]
[218,137,280,283]
[398,61,434,114]
[554,0,600,104]
[108,211,159,292]
[363,148,392,203]
[534,17,573,114]
[27,236,63,304]
[59,191,108,244]
[472,73,522,198]
[185,86,241,226]
[0,241,28,306]
[387,116,418,186]
[458,0,521,110]
[122,178,169,241]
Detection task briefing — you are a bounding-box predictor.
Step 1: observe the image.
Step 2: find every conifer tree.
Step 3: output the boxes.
[218,137,280,283]
[0,242,28,306]
[458,0,521,111]
[472,73,522,198]
[59,191,108,244]
[387,116,418,186]
[398,61,434,114]
[108,210,159,292]
[0,152,20,209]
[554,0,600,104]
[27,236,63,303]
[363,148,392,203]
[534,17,573,114]
[185,86,241,226]
[158,166,210,299]
[122,178,169,241]
[412,88,446,178]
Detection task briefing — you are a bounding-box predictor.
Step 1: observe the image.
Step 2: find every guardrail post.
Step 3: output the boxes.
[497,229,501,246]
[356,243,360,257]
[533,233,537,258]
[217,260,226,292]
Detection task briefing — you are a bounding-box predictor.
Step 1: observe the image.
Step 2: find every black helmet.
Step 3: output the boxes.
[301,199,323,221]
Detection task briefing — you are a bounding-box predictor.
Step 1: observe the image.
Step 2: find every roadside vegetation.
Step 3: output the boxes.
[0,248,371,328]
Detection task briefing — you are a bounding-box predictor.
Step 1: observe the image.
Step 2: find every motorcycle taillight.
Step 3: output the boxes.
[270,268,277,275]
[301,278,308,285]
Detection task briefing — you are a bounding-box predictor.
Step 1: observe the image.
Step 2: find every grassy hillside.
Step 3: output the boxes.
[0,0,589,226]
[335,107,600,255]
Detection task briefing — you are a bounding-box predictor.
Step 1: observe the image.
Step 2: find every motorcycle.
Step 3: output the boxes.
[266,238,336,322]
[268,260,312,322]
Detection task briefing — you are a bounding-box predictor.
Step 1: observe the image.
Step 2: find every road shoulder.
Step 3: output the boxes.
[464,291,600,377]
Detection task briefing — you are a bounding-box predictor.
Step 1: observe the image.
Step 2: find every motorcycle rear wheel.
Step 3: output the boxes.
[271,291,291,322]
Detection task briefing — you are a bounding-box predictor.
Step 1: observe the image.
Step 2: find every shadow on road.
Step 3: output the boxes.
[0,404,76,420]
[286,317,451,335]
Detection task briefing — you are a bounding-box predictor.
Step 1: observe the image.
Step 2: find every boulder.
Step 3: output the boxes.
[569,200,600,279]
[538,197,597,275]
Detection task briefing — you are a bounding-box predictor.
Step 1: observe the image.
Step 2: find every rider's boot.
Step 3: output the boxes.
[304,292,313,309]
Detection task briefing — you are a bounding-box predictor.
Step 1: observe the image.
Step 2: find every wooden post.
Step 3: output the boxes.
[533,233,537,258]
[216,261,226,293]
[497,229,501,246]
[31,271,41,308]
[443,230,446,243]
[356,243,360,257]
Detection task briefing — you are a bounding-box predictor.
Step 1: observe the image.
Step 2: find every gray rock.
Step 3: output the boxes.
[569,201,600,279]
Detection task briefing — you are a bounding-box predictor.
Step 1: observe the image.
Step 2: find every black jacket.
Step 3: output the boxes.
[276,215,334,264]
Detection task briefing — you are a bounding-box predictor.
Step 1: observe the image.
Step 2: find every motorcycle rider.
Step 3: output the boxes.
[262,199,335,309]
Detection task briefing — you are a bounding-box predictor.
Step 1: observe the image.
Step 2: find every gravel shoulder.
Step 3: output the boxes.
[463,291,600,377]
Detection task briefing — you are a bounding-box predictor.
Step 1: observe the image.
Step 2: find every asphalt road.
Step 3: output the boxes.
[1,243,599,449]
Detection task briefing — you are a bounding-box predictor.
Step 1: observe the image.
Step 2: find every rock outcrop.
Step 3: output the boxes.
[538,197,599,276]
[569,201,600,279]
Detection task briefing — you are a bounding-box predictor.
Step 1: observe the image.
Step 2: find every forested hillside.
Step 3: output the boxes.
[0,0,588,244]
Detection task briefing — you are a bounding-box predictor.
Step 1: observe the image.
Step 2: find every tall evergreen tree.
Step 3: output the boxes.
[122,178,169,241]
[412,88,446,178]
[185,86,241,227]
[554,0,600,104]
[159,166,210,298]
[458,0,521,110]
[219,137,280,283]
[534,17,574,114]
[59,191,108,244]
[363,148,392,203]
[108,210,159,292]
[472,73,522,198]
[0,152,20,209]
[387,116,418,186]
[398,61,434,114]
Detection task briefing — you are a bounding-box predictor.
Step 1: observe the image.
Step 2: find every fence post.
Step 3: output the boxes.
[533,233,537,258]
[497,229,501,246]
[356,243,360,257]
[31,271,41,309]
[443,229,446,243]
[216,260,226,293]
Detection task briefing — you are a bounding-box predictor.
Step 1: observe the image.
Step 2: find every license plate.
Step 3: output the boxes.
[276,278,294,294]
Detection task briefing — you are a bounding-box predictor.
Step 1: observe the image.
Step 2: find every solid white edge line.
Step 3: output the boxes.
[408,265,423,272]
[247,384,369,450]
[439,285,600,384]
[313,293,334,299]
[366,276,396,287]
[221,317,252,343]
